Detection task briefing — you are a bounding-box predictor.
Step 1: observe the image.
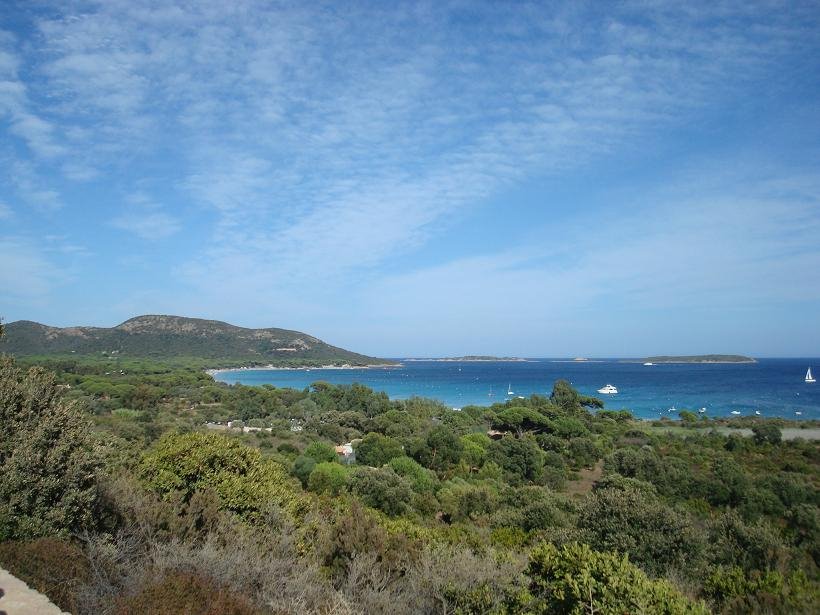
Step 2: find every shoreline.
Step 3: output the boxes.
[207,363,402,377]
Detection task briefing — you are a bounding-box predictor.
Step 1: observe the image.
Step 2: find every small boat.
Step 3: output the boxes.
[807,367,816,383]
[731,410,741,415]
[507,384,514,396]
[643,362,654,366]
[755,410,761,416]
[698,407,706,414]
[516,395,525,399]
[795,411,803,416]
[597,384,618,394]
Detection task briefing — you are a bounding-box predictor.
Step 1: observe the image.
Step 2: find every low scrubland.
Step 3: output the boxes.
[1,355,818,613]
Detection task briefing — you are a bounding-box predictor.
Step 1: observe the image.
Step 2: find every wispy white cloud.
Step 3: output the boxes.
[110,193,182,240]
[0,237,62,302]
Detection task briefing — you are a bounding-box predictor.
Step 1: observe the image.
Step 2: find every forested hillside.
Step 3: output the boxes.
[1,315,391,366]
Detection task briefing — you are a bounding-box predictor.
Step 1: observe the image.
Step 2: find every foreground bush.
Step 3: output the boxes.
[114,570,261,615]
[525,542,708,614]
[0,537,90,612]
[139,431,305,521]
[0,358,99,540]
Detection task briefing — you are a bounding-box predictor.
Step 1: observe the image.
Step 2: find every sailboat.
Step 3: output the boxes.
[806,367,816,383]
[507,383,514,396]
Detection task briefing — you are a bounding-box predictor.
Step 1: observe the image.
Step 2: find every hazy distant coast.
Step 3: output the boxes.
[623,354,757,364]
[403,356,530,362]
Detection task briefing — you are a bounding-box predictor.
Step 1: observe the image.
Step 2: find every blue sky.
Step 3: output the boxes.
[2,0,820,357]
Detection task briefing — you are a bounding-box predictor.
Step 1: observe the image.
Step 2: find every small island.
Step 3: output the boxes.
[635,354,757,364]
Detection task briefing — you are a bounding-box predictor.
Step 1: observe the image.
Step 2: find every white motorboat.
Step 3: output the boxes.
[698,407,706,414]
[731,410,741,415]
[597,384,618,394]
[755,410,761,416]
[806,367,816,383]
[795,411,803,416]
[643,362,654,366]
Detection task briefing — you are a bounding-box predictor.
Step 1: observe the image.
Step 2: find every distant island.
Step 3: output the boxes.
[0,315,396,367]
[631,354,757,364]
[404,355,529,362]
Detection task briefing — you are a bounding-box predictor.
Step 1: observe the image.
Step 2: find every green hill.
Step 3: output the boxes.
[0,315,391,366]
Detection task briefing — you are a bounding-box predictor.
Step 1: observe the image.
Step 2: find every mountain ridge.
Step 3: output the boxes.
[1,315,391,365]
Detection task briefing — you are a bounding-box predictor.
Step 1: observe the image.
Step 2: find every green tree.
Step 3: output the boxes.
[752,423,782,445]
[525,542,708,614]
[292,455,317,486]
[349,466,412,516]
[415,426,463,473]
[487,435,544,484]
[304,441,338,463]
[355,432,403,467]
[308,462,349,495]
[0,358,99,540]
[679,410,698,423]
[388,456,438,493]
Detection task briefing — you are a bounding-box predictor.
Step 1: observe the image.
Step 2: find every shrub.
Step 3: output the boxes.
[308,462,350,495]
[388,455,438,493]
[525,542,708,614]
[114,570,261,615]
[355,432,404,467]
[577,487,706,577]
[0,537,89,612]
[752,424,782,445]
[0,358,100,539]
[349,467,413,516]
[487,435,544,485]
[304,441,338,463]
[703,565,817,614]
[139,432,304,521]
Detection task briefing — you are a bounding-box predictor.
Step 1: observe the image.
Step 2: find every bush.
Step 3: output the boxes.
[577,487,706,576]
[388,456,438,493]
[355,432,404,467]
[139,432,304,521]
[487,435,544,485]
[349,467,413,516]
[752,424,782,445]
[703,566,817,614]
[0,358,100,539]
[304,441,338,463]
[525,542,708,614]
[114,570,261,615]
[0,537,89,612]
[308,462,349,495]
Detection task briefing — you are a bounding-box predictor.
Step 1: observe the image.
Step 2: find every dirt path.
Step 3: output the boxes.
[565,460,604,497]
[0,567,68,615]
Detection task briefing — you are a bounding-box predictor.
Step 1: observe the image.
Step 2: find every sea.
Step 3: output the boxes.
[213,359,820,421]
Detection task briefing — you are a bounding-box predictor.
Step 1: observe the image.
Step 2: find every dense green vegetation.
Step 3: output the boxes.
[0,351,817,613]
[1,315,393,365]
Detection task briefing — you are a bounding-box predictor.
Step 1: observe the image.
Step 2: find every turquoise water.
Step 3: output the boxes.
[214,359,820,420]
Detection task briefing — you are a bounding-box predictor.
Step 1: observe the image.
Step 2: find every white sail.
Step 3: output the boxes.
[807,368,816,383]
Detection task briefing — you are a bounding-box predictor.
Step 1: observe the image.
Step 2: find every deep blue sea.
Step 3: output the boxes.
[214,359,820,420]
